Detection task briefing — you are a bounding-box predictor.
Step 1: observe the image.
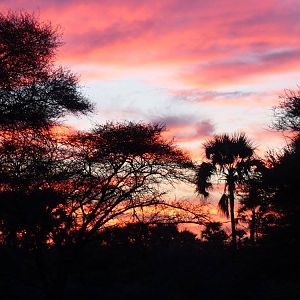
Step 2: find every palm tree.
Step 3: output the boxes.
[196,133,256,249]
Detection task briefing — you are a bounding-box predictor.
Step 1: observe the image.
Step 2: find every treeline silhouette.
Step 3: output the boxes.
[0,12,299,299]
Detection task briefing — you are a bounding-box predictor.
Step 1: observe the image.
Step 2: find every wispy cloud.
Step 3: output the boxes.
[172,89,255,103]
[150,114,215,144]
[181,48,300,87]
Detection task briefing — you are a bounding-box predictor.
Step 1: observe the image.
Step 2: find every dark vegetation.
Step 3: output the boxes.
[0,12,299,299]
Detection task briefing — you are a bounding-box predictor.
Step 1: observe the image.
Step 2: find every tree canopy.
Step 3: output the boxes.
[273,89,300,133]
[0,12,92,129]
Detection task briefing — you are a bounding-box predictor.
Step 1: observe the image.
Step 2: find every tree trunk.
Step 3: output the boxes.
[228,182,237,250]
[250,208,256,246]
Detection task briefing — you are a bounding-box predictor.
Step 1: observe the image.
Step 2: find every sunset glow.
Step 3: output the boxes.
[1,4,299,297]
[1,0,299,156]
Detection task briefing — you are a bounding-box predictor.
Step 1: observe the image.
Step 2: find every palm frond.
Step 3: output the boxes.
[218,193,229,218]
[204,133,255,167]
[195,162,214,197]
[232,132,254,159]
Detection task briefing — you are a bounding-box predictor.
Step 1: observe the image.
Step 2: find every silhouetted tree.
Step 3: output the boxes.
[0,12,92,129]
[196,133,257,249]
[263,90,300,244]
[0,12,58,86]
[63,122,201,246]
[0,128,72,249]
[0,12,89,298]
[237,178,275,245]
[236,160,274,245]
[273,89,300,133]
[201,222,228,247]
[263,137,300,241]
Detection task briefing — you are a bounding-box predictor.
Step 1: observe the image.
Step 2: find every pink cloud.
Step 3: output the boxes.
[157,117,215,145]
[1,0,299,88]
[180,48,300,87]
[195,121,215,136]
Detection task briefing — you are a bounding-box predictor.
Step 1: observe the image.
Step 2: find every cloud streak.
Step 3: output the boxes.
[151,114,215,145]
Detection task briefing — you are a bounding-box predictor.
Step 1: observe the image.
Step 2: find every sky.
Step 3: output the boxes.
[1,0,299,160]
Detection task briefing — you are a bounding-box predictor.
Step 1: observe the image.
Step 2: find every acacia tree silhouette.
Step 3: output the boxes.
[61,122,202,246]
[195,133,256,249]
